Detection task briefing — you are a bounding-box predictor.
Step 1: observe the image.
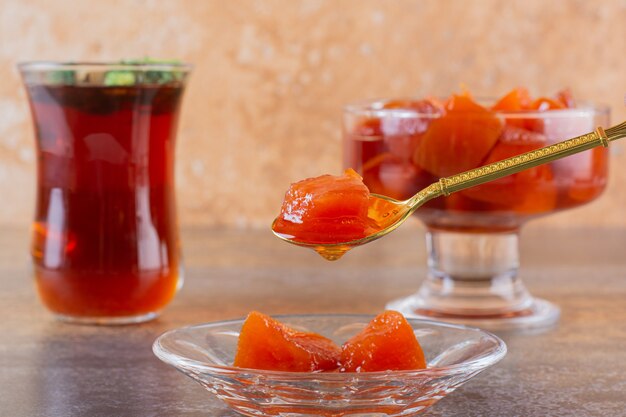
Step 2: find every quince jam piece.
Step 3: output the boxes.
[233,311,341,372]
[461,125,557,213]
[340,311,426,372]
[493,87,574,112]
[531,97,566,111]
[414,92,503,177]
[273,169,371,244]
[554,88,576,109]
[492,87,533,112]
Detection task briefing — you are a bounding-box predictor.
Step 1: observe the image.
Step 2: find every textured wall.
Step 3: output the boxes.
[0,0,625,229]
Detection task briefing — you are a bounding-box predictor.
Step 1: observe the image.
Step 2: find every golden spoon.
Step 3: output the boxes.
[272,121,626,261]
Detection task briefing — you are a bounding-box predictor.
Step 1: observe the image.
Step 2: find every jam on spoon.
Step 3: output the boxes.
[272,169,404,260]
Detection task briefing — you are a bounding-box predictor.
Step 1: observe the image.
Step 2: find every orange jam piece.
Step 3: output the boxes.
[531,97,566,111]
[491,87,533,130]
[354,116,383,137]
[273,168,371,243]
[383,98,443,113]
[492,87,532,112]
[554,88,576,109]
[414,92,503,177]
[567,146,608,203]
[234,311,341,372]
[340,311,426,372]
[461,125,557,213]
[444,192,496,212]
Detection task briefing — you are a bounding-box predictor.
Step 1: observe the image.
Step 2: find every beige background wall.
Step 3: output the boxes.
[0,0,624,229]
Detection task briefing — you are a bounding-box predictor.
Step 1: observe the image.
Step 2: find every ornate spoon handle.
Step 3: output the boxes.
[432,121,626,197]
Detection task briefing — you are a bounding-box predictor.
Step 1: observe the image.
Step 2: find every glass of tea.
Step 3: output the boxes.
[343,91,610,329]
[19,61,191,324]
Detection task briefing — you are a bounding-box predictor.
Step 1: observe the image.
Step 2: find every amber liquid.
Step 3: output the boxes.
[26,84,184,319]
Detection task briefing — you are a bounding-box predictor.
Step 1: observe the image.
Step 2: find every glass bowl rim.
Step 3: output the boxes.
[152,313,507,379]
[344,97,610,119]
[17,60,193,73]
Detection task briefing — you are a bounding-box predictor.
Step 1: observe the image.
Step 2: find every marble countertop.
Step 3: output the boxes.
[1,225,625,416]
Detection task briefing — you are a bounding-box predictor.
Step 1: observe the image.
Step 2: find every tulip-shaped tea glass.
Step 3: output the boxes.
[20,62,190,324]
[343,99,610,329]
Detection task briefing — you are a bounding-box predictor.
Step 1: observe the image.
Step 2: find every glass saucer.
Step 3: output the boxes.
[153,314,506,416]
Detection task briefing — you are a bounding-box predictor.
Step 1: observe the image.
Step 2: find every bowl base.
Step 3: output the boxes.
[387,296,560,331]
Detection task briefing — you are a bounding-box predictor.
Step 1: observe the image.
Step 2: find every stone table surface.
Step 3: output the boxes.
[1,225,625,417]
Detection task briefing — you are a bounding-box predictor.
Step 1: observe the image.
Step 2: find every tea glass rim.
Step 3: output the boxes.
[17,60,193,74]
[344,97,610,120]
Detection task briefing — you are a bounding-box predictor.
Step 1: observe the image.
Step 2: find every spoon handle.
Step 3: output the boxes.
[437,121,626,196]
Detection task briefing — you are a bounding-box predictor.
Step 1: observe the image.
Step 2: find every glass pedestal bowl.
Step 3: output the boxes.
[153,314,506,417]
[343,98,610,329]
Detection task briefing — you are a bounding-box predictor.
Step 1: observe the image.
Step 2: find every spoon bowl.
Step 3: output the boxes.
[272,187,436,260]
[272,194,411,260]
